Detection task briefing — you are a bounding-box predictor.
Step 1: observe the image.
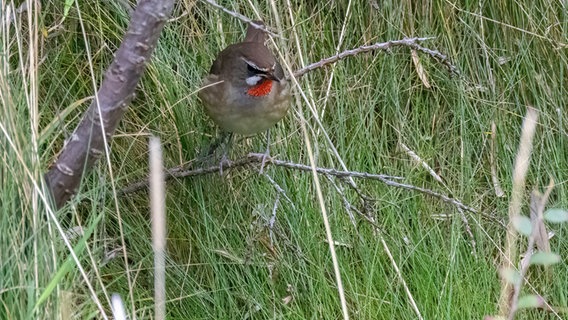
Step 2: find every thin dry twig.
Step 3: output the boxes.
[377,174,477,213]
[400,142,444,185]
[120,153,477,215]
[120,153,403,194]
[200,0,283,39]
[457,207,477,256]
[325,175,383,237]
[262,172,296,210]
[119,156,253,194]
[337,176,376,211]
[325,174,360,233]
[292,37,458,79]
[400,142,476,253]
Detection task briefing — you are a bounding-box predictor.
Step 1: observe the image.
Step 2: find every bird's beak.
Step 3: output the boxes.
[265,72,280,82]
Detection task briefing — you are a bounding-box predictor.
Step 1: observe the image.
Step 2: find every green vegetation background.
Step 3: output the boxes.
[1,1,567,319]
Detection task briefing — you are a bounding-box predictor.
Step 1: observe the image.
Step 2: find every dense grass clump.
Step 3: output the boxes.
[1,1,567,319]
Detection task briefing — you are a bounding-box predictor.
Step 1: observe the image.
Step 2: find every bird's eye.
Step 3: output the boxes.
[247,64,257,73]
[247,63,267,76]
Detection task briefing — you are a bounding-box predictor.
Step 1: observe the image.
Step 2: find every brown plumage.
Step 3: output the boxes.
[199,21,290,135]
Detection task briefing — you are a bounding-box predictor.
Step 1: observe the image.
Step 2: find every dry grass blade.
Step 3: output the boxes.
[490,122,505,197]
[498,107,539,317]
[411,50,431,88]
[149,137,166,320]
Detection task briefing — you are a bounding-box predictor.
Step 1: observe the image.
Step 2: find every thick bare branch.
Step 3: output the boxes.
[45,0,174,208]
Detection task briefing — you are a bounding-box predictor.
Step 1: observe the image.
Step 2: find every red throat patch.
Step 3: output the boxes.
[247,79,273,97]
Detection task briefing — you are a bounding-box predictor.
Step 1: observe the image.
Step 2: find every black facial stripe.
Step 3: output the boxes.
[247,64,268,75]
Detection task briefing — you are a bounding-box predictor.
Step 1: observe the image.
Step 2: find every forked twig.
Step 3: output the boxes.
[119,153,477,215]
[292,37,458,79]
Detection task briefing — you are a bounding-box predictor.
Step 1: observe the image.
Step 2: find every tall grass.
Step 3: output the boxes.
[1,0,567,319]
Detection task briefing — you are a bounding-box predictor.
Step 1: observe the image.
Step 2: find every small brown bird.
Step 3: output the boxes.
[199,21,290,136]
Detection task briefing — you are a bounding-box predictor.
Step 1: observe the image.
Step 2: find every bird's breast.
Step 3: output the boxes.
[199,77,290,135]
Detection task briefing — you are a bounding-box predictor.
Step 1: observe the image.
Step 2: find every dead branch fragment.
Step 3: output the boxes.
[45,0,174,208]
